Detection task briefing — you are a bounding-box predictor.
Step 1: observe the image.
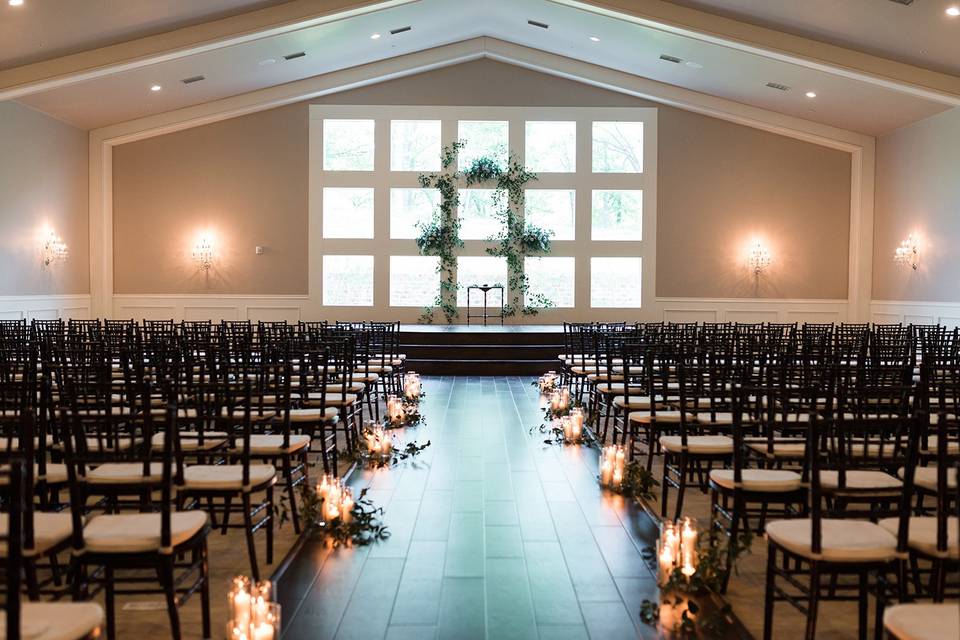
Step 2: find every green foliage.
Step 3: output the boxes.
[614,459,659,502]
[416,141,555,323]
[297,485,390,547]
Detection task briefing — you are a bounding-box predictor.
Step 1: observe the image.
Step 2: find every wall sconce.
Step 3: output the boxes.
[747,240,771,275]
[893,234,920,270]
[41,231,68,267]
[192,235,215,271]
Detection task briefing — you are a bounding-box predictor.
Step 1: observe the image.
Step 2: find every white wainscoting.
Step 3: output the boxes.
[870,300,960,328]
[0,295,92,321]
[654,298,849,325]
[112,295,308,323]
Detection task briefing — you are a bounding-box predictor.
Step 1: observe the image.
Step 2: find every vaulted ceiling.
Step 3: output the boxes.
[2,0,958,135]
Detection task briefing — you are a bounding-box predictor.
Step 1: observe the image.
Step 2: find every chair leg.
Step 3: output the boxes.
[283,457,301,534]
[674,455,689,521]
[763,543,776,640]
[201,540,212,639]
[660,456,671,518]
[805,563,820,640]
[242,492,260,581]
[266,485,274,565]
[858,571,868,640]
[105,565,116,640]
[159,558,182,640]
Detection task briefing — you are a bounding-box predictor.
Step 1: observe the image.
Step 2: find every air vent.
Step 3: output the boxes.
[283,51,306,61]
[527,19,549,29]
[181,75,205,85]
[390,26,412,35]
[659,54,682,64]
[765,82,791,91]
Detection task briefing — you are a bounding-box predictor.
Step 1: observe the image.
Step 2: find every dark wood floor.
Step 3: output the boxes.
[276,377,661,640]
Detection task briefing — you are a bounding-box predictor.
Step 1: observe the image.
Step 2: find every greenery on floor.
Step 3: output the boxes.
[612,459,659,502]
[298,485,390,547]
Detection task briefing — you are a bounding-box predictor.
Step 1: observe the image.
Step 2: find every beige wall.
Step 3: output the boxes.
[112,59,852,299]
[874,106,960,302]
[0,101,89,295]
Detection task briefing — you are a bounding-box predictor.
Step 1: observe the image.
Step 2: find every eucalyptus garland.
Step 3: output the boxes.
[416,141,554,323]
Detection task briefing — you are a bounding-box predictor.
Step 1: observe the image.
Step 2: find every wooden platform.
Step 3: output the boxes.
[399,324,563,376]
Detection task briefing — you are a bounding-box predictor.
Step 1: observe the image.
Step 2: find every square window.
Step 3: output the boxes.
[592,121,644,173]
[591,190,642,241]
[525,121,576,172]
[458,120,508,170]
[390,256,440,307]
[323,188,374,239]
[323,119,374,171]
[390,188,440,239]
[525,257,575,308]
[458,189,504,240]
[457,257,507,307]
[391,120,441,171]
[323,255,374,306]
[591,257,641,308]
[525,189,575,241]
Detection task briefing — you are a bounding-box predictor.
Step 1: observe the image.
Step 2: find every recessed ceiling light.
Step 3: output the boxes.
[805,91,817,98]
[684,61,703,69]
[8,0,24,6]
[370,33,381,39]
[947,6,960,16]
[150,85,162,92]
[258,58,277,66]
[589,36,600,42]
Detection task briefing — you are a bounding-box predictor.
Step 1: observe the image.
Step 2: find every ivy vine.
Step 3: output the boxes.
[416,141,555,323]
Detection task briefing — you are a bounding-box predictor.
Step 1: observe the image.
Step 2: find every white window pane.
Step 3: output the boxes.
[390,256,440,307]
[525,189,575,241]
[323,188,374,239]
[390,188,439,239]
[525,257,575,308]
[592,121,644,173]
[323,119,374,171]
[458,189,504,240]
[457,257,507,307]
[391,120,441,171]
[525,121,576,172]
[458,121,508,170]
[591,257,641,308]
[591,190,643,241]
[323,255,374,306]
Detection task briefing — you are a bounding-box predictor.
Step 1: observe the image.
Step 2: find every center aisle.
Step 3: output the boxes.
[278,376,660,640]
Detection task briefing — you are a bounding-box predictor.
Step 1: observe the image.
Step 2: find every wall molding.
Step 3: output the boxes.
[871,300,960,328]
[654,297,848,324]
[112,294,309,323]
[0,294,92,321]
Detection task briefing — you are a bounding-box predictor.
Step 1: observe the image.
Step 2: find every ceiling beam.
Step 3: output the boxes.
[555,0,960,106]
[0,0,415,101]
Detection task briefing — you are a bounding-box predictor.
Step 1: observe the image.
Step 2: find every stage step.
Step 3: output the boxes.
[399,325,562,376]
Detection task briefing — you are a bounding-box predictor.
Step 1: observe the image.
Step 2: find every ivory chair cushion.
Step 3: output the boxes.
[629,411,692,424]
[235,434,311,455]
[659,435,733,454]
[0,512,73,555]
[612,396,656,410]
[883,603,960,640]
[709,469,803,493]
[316,394,359,407]
[324,383,366,394]
[219,408,276,421]
[745,438,806,459]
[0,463,69,485]
[82,511,208,553]
[818,470,902,492]
[289,407,339,422]
[898,465,958,492]
[183,464,276,491]
[765,518,898,562]
[878,516,960,559]
[5,601,105,640]
[151,431,228,452]
[86,462,170,484]
[596,383,645,395]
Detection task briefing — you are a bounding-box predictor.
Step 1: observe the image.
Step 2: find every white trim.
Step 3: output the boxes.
[654,297,848,324]
[90,37,872,321]
[0,295,93,321]
[870,300,960,328]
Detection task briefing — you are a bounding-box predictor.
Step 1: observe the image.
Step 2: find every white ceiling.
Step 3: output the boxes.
[7,0,955,134]
[0,0,294,70]
[666,0,960,77]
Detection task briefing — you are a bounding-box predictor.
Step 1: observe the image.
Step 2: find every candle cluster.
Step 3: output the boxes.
[559,407,585,443]
[386,394,405,425]
[403,372,421,401]
[227,576,280,640]
[364,424,393,458]
[549,387,571,415]
[316,474,355,523]
[537,371,558,393]
[599,445,626,489]
[657,517,699,586]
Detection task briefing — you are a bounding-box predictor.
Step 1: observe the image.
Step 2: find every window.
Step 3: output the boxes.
[323,119,374,171]
[458,120,508,170]
[391,188,439,239]
[390,256,440,307]
[323,188,374,239]
[591,190,643,241]
[591,257,641,308]
[458,189,504,240]
[457,256,507,307]
[592,121,644,173]
[323,255,374,306]
[525,189,575,241]
[525,121,576,172]
[525,257,575,308]
[391,120,441,171]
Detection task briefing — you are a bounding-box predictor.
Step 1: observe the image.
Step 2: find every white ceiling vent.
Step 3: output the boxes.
[659,54,682,64]
[283,51,306,61]
[390,26,412,35]
[181,75,205,85]
[765,82,791,91]
[527,19,549,29]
